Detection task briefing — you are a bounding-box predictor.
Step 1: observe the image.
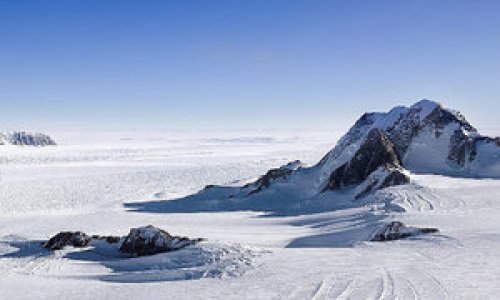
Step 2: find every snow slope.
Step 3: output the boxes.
[0,119,499,299]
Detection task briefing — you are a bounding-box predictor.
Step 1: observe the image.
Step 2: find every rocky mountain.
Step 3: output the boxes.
[0,131,56,146]
[243,99,499,200]
[317,99,499,179]
[132,99,499,214]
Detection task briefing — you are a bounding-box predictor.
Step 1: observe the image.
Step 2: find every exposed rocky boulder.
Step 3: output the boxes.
[120,225,203,256]
[322,128,409,193]
[43,225,203,256]
[0,131,56,146]
[43,231,92,250]
[371,221,439,242]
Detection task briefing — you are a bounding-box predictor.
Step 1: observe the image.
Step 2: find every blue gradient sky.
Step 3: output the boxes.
[1,1,499,131]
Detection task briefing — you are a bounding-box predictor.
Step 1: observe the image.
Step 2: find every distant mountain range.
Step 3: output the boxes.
[0,131,56,146]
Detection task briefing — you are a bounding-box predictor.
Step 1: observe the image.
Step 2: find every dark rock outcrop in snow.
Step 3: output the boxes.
[119,225,203,256]
[44,225,203,256]
[91,235,121,244]
[43,231,92,250]
[371,221,439,242]
[245,160,302,195]
[322,129,409,194]
[0,131,56,146]
[353,167,409,199]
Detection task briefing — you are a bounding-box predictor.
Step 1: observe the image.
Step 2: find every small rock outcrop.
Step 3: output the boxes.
[43,231,92,250]
[245,160,302,195]
[43,225,203,256]
[323,128,409,192]
[0,131,56,146]
[353,166,409,199]
[119,225,203,256]
[371,221,438,242]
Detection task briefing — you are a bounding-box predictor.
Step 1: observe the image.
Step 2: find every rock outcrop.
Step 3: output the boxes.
[0,131,56,146]
[322,129,409,194]
[371,221,439,242]
[43,225,203,256]
[245,160,302,195]
[119,225,203,256]
[43,231,92,250]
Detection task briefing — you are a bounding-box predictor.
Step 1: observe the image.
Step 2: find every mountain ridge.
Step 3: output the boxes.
[126,99,500,215]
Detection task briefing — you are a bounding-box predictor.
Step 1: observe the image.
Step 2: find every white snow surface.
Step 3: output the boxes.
[1,129,500,299]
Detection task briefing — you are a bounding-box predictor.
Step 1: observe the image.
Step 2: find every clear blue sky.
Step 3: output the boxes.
[1,0,499,132]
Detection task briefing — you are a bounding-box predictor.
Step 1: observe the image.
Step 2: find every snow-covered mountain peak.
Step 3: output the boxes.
[130,100,499,215]
[410,98,441,121]
[318,99,497,178]
[249,100,497,203]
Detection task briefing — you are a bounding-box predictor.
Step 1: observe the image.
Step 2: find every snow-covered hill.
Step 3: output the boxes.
[134,100,499,215]
[0,131,56,146]
[319,99,500,178]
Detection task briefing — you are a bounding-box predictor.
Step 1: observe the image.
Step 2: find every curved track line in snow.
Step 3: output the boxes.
[310,272,337,300]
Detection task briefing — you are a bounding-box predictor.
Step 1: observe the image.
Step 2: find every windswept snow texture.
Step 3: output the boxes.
[1,123,500,299]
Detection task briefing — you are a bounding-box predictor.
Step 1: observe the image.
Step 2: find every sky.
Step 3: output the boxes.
[0,0,499,132]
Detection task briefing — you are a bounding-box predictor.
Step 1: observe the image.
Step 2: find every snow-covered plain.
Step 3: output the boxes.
[1,129,500,299]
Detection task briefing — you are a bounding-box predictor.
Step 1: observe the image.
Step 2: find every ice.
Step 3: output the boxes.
[1,128,500,299]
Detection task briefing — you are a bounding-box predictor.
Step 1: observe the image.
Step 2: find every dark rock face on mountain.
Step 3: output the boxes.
[1,131,56,146]
[246,160,302,195]
[384,102,474,158]
[120,225,203,256]
[43,231,92,250]
[371,221,439,242]
[322,129,408,192]
[44,225,203,256]
[353,167,410,199]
